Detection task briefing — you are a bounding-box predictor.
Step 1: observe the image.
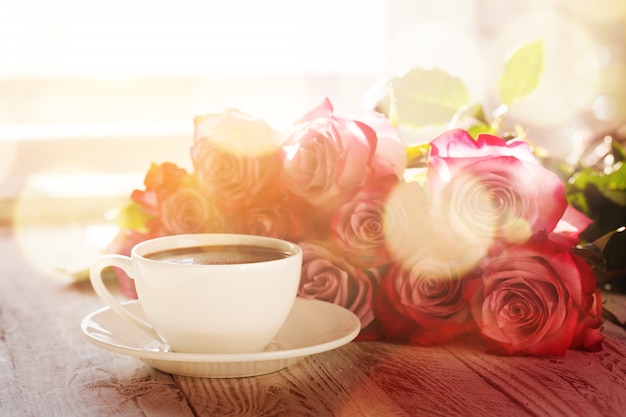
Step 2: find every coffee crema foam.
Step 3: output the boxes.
[145,244,291,265]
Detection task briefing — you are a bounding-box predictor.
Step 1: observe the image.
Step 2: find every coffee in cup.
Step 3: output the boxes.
[144,244,292,265]
[89,234,302,354]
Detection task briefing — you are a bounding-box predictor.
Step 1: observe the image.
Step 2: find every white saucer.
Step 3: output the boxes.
[81,297,361,378]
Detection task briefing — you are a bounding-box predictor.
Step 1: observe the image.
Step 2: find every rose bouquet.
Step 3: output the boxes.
[107,39,624,356]
[109,97,604,356]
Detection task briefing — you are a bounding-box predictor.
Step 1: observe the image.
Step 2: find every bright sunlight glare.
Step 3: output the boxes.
[12,173,120,281]
[0,0,386,78]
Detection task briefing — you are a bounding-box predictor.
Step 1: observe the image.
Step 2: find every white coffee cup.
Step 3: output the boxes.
[89,233,302,354]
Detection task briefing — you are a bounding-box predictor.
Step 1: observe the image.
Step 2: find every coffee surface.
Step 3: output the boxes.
[145,244,291,265]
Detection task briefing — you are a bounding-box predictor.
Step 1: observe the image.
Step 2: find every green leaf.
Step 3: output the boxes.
[116,201,152,231]
[467,123,495,139]
[498,38,544,106]
[567,190,591,215]
[378,68,471,128]
[602,188,626,205]
[570,162,626,206]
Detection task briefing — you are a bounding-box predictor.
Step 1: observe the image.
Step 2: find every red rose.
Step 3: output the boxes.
[468,233,603,355]
[375,254,475,345]
[571,288,604,352]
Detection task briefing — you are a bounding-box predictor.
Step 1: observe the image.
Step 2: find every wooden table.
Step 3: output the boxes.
[2,224,626,417]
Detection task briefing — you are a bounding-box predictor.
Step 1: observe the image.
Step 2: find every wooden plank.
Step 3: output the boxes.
[176,338,589,417]
[345,341,530,417]
[175,347,410,417]
[447,343,626,417]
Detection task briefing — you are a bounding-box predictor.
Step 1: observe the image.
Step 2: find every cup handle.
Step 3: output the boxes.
[89,254,164,343]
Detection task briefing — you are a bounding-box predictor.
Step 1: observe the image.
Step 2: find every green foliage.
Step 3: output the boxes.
[380,38,543,135]
[566,190,591,215]
[115,201,152,232]
[467,124,495,138]
[380,68,471,128]
[570,162,626,207]
[564,138,626,282]
[567,137,626,212]
[498,38,544,106]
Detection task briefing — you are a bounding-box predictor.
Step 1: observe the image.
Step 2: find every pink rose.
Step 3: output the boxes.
[280,98,404,210]
[468,233,603,356]
[191,109,283,210]
[375,254,475,345]
[158,182,225,235]
[550,205,593,248]
[430,129,538,161]
[427,129,568,270]
[356,111,406,179]
[297,240,380,333]
[330,176,398,267]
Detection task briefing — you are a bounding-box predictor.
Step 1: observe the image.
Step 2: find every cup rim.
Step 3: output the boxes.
[131,233,302,265]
